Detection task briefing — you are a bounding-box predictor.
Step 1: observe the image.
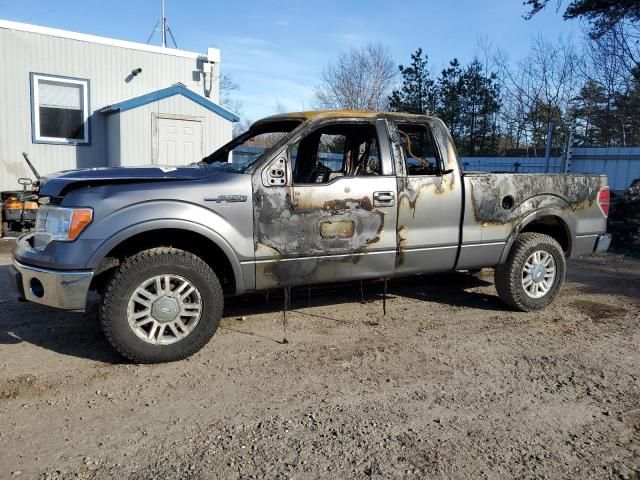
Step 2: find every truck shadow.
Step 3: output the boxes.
[223,271,506,320]
[0,264,505,363]
[0,299,122,364]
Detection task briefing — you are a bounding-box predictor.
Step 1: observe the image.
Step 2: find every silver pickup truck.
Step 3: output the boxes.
[11,111,611,363]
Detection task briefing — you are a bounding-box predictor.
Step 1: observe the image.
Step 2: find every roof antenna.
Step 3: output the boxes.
[146,0,178,48]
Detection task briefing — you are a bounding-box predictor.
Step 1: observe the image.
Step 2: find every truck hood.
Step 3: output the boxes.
[39,165,216,197]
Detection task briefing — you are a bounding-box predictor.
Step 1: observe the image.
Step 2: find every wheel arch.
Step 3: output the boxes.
[88,220,246,295]
[498,208,574,265]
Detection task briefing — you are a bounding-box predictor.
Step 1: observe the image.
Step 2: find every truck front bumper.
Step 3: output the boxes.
[10,259,93,311]
[594,233,611,253]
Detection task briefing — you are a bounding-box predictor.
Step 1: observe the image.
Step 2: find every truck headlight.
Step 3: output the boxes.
[35,205,93,242]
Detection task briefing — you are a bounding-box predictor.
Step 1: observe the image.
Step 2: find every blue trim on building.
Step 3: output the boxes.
[101,83,240,122]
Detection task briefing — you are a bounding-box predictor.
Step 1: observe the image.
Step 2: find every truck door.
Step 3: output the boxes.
[252,119,398,289]
[389,118,463,275]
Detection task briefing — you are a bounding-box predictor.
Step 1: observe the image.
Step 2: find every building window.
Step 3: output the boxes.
[31,73,90,144]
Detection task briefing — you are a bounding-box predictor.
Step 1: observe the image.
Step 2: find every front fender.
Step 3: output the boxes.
[83,200,253,294]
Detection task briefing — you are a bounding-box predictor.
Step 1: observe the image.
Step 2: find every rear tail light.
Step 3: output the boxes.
[597,187,610,217]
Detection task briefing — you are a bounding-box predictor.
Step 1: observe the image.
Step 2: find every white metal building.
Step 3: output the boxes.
[0,19,239,192]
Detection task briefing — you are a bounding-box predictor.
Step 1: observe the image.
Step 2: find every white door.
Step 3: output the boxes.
[156,117,203,165]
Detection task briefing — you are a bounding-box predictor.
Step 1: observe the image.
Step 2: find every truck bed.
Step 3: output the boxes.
[457,172,608,269]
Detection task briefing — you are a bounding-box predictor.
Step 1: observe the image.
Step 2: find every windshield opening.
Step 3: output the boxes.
[201,120,302,172]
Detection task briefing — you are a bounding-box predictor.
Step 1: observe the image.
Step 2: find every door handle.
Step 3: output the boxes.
[373,191,395,207]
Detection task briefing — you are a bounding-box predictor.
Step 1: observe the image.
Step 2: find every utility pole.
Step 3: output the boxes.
[543,121,554,173]
[564,119,575,174]
[161,0,166,47]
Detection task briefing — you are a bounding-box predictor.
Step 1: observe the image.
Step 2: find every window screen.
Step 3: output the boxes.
[31,74,89,144]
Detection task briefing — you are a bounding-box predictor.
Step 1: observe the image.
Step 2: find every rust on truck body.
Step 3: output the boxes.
[252,181,390,289]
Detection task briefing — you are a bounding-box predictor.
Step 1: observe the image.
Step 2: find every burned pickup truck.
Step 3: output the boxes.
[11,111,611,363]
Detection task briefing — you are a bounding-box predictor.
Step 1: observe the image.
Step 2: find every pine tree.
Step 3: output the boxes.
[391,50,501,154]
[572,76,640,147]
[574,80,609,145]
[388,48,436,114]
[437,59,465,142]
[457,59,501,155]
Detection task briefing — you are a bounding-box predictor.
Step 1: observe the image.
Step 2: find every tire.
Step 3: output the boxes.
[495,232,566,312]
[100,247,223,363]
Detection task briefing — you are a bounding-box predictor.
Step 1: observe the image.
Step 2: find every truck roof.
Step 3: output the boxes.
[253,110,437,126]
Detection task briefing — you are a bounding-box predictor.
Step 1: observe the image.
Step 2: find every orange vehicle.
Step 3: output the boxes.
[1,179,38,232]
[1,153,40,234]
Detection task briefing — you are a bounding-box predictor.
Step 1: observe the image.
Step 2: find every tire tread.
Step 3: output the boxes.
[100,247,222,363]
[495,232,566,312]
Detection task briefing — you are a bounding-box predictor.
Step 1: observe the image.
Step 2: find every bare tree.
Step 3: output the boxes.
[216,73,252,137]
[577,23,640,145]
[232,116,253,138]
[218,73,240,111]
[314,43,396,111]
[496,36,580,152]
[274,100,288,114]
[584,22,640,87]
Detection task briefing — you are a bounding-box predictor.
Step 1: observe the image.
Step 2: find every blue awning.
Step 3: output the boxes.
[100,83,239,122]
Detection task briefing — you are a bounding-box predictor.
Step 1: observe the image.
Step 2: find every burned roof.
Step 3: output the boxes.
[253,110,437,126]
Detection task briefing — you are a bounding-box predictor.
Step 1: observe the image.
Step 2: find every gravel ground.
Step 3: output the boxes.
[0,244,638,479]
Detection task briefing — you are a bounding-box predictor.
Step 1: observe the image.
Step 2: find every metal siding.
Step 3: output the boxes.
[570,147,640,191]
[461,149,640,191]
[105,115,120,167]
[0,26,225,191]
[115,95,232,166]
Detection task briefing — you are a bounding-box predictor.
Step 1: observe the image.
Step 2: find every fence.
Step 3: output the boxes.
[461,157,564,174]
[462,147,640,191]
[569,147,640,191]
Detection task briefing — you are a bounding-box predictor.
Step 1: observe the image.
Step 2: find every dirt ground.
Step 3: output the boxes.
[0,239,638,479]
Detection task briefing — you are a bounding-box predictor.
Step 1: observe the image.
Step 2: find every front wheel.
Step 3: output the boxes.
[495,233,566,311]
[100,247,223,363]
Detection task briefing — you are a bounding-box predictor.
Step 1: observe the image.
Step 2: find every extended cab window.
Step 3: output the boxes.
[396,123,441,175]
[292,123,381,184]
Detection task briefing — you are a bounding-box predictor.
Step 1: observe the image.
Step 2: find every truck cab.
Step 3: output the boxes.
[247,111,463,289]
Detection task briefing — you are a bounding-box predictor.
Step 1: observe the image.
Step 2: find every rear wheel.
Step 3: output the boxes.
[100,247,223,363]
[495,232,566,311]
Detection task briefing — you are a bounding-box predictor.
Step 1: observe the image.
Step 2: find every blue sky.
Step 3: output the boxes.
[0,0,583,120]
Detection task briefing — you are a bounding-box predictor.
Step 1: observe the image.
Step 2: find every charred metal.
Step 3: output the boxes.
[467,173,601,226]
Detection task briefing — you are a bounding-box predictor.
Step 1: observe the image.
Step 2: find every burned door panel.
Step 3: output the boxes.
[389,120,463,276]
[251,110,399,294]
[253,177,397,289]
[395,175,460,273]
